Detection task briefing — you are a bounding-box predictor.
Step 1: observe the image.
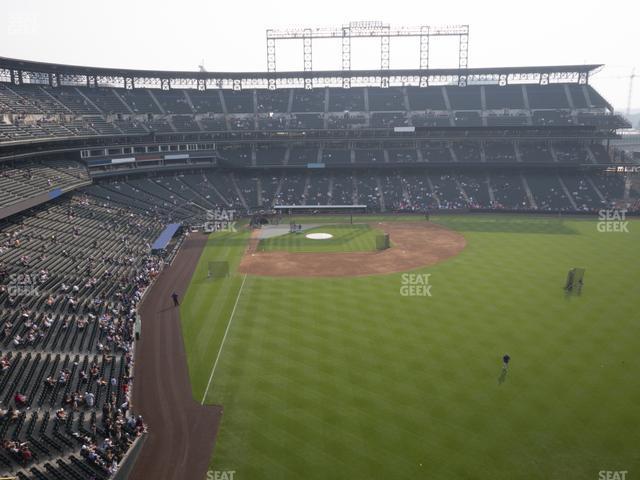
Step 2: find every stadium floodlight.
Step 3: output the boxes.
[265,22,469,73]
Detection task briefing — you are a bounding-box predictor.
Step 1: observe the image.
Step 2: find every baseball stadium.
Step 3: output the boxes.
[0,14,639,480]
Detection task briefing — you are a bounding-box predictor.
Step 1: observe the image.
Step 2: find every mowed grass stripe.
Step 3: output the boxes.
[201,273,248,404]
[180,229,251,400]
[181,216,640,480]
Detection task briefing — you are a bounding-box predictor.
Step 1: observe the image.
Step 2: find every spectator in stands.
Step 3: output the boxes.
[20,444,32,463]
[58,369,70,384]
[14,392,27,407]
[8,407,20,421]
[0,355,10,372]
[63,393,74,408]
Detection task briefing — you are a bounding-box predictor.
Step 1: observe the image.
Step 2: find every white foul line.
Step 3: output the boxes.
[201,274,248,404]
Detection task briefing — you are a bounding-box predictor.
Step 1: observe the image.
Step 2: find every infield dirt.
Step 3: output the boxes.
[239,222,466,277]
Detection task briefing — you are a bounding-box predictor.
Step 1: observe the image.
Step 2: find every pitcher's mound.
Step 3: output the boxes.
[240,222,466,277]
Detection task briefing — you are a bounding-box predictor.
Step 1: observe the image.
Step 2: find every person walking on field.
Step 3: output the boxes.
[502,354,511,371]
[171,292,179,307]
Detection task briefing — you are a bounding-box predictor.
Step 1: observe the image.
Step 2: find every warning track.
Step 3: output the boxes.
[130,233,222,480]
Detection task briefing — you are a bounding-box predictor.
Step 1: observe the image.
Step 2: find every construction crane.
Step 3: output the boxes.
[627,67,636,116]
[593,66,637,115]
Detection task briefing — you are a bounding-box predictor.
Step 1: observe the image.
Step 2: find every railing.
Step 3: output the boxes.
[111,431,148,480]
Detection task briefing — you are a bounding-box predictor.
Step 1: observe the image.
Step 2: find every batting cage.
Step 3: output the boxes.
[207,261,230,280]
[375,233,390,250]
[564,267,586,294]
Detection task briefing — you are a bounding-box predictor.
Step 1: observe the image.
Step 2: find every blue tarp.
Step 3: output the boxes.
[151,223,181,250]
[48,188,63,199]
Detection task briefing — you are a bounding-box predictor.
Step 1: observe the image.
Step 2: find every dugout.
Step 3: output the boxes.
[273,204,367,224]
[150,223,182,253]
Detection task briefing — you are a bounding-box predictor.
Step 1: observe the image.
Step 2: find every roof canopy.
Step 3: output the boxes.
[0,56,602,90]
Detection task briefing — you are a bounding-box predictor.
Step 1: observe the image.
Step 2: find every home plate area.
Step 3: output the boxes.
[305,232,333,240]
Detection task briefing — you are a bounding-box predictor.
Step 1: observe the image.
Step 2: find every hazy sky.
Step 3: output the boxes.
[1,0,638,111]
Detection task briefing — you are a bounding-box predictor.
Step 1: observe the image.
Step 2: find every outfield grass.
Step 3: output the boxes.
[180,215,640,480]
[180,230,251,401]
[257,224,383,253]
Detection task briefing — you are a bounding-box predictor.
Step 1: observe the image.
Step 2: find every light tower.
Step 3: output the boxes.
[265,22,469,73]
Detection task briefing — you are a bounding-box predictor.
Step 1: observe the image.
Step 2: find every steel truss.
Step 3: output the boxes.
[266,22,469,73]
[0,56,598,92]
